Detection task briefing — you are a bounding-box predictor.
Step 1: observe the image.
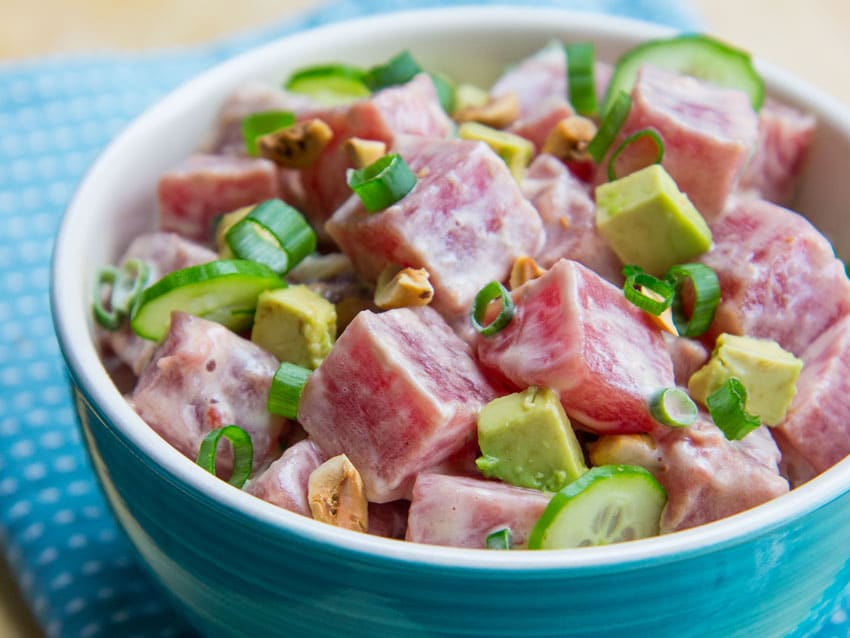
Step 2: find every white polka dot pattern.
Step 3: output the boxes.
[2,1,848,637]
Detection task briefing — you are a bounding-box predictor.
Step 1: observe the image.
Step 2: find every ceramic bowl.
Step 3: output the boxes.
[51,7,850,637]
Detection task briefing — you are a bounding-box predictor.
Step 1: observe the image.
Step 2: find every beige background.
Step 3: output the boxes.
[2,1,849,636]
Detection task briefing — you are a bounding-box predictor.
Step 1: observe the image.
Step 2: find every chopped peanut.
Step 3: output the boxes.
[307,454,369,532]
[509,256,545,290]
[588,434,662,473]
[374,265,434,309]
[638,285,679,335]
[258,118,333,169]
[344,137,387,169]
[453,92,520,129]
[542,115,598,162]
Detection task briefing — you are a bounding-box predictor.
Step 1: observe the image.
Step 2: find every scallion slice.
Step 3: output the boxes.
[347,153,417,212]
[196,425,254,488]
[471,281,515,337]
[607,129,665,181]
[623,265,674,316]
[363,51,422,91]
[665,263,720,337]
[428,71,456,114]
[93,259,151,331]
[565,42,597,117]
[268,362,312,420]
[586,91,632,164]
[649,388,698,428]
[225,199,317,276]
[241,110,295,157]
[284,63,370,105]
[486,527,513,550]
[706,377,761,441]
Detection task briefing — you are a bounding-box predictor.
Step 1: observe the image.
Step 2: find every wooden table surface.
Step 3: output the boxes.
[2,1,849,636]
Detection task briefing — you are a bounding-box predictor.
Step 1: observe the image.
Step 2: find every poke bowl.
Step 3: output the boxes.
[50,6,850,638]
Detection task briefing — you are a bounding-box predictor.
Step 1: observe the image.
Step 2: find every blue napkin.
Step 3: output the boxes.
[1,1,847,636]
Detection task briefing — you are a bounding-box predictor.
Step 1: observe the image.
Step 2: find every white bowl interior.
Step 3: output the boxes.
[53,6,850,569]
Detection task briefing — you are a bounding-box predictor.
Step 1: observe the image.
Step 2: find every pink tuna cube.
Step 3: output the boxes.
[405,473,551,549]
[246,439,328,516]
[297,306,499,502]
[158,154,280,243]
[738,98,816,206]
[612,65,759,218]
[700,198,850,357]
[477,259,675,434]
[131,312,288,474]
[654,417,788,532]
[773,315,850,485]
[326,136,544,324]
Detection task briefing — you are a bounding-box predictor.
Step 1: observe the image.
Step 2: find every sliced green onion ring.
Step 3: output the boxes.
[225,199,317,275]
[486,527,513,550]
[284,63,370,104]
[196,425,254,488]
[706,377,761,441]
[607,129,665,182]
[586,91,632,164]
[665,263,720,337]
[623,266,674,316]
[471,281,515,337]
[649,388,698,428]
[428,71,456,114]
[93,259,151,331]
[565,42,597,117]
[268,362,312,420]
[241,110,295,156]
[363,51,422,91]
[347,153,417,212]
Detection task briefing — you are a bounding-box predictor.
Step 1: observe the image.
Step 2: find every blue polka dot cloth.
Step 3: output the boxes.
[1,1,848,636]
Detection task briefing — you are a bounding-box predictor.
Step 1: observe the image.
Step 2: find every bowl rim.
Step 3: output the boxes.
[51,4,850,572]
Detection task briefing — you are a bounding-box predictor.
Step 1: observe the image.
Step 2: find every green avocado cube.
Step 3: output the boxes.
[476,387,588,492]
[250,285,336,369]
[595,164,712,275]
[458,121,534,181]
[688,333,803,426]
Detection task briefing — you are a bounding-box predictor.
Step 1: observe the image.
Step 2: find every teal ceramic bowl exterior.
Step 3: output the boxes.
[52,8,850,637]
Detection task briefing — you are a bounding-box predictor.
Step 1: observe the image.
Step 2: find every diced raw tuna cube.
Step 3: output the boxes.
[663,334,709,388]
[297,306,499,502]
[612,65,759,218]
[368,501,411,539]
[99,232,218,375]
[131,312,288,474]
[326,136,544,323]
[209,81,321,155]
[739,98,816,206]
[158,154,280,243]
[654,417,788,532]
[246,439,327,516]
[700,198,850,357]
[405,473,551,549]
[477,259,675,434]
[294,74,453,235]
[522,153,622,283]
[773,315,850,485]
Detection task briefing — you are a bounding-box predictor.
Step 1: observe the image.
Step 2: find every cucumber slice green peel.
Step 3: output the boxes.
[130,259,285,341]
[528,465,667,549]
[602,33,764,115]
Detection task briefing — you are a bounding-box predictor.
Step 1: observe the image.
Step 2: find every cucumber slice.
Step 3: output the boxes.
[130,259,284,341]
[284,64,371,105]
[528,465,667,549]
[602,33,764,115]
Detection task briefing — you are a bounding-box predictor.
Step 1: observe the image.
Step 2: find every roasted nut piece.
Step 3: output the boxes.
[258,118,333,169]
[588,434,662,473]
[308,454,369,532]
[509,255,545,290]
[453,92,520,129]
[374,265,434,309]
[542,115,598,162]
[344,137,387,169]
